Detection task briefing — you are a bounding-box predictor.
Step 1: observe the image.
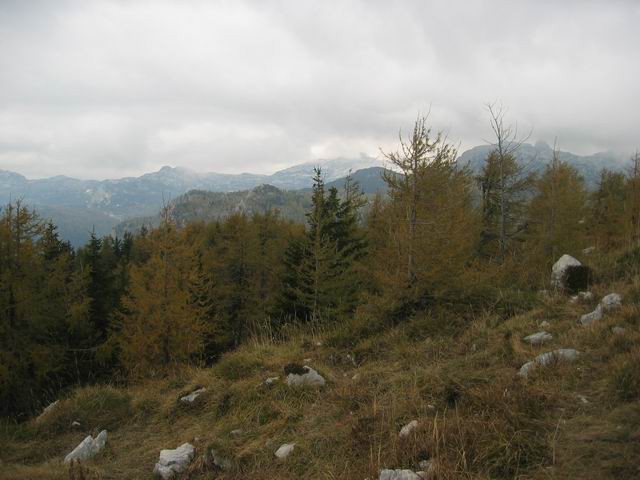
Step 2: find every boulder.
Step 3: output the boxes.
[284,364,326,387]
[518,348,580,378]
[523,331,553,345]
[399,420,418,439]
[153,443,195,479]
[274,443,295,459]
[64,430,108,463]
[379,469,426,480]
[180,387,206,404]
[551,254,582,288]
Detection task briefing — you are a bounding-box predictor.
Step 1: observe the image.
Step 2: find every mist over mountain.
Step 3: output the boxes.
[0,145,628,246]
[459,141,627,189]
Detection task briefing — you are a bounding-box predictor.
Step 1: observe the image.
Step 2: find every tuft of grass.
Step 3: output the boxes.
[611,348,640,401]
[214,351,265,381]
[36,386,132,435]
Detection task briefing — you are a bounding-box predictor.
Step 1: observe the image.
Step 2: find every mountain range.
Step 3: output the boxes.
[0,143,629,245]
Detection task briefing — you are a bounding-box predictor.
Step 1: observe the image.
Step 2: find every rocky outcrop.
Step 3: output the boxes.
[64,430,108,463]
[153,443,195,479]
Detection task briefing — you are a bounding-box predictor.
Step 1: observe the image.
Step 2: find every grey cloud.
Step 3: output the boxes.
[0,0,638,179]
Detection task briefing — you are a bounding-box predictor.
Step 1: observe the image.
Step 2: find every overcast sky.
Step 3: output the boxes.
[0,0,638,179]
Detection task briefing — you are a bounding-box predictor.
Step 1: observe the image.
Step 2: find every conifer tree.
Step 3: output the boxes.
[115,210,206,376]
[527,148,587,266]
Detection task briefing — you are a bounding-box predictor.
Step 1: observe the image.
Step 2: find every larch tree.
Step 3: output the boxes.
[115,209,207,377]
[380,116,479,297]
[527,145,588,267]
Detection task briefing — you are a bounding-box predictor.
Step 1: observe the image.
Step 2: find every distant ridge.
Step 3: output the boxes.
[0,144,628,245]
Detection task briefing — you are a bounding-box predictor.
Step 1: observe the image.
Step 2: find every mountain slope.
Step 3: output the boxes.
[459,141,627,188]
[3,266,638,479]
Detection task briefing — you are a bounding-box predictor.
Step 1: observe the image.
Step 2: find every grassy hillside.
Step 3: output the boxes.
[2,262,639,479]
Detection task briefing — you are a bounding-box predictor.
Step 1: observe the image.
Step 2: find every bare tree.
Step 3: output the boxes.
[482,102,533,261]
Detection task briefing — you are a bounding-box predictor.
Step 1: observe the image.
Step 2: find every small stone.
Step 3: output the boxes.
[540,321,551,328]
[71,421,81,428]
[379,469,424,480]
[264,376,279,386]
[399,420,418,439]
[275,443,295,459]
[36,400,59,423]
[580,305,603,326]
[577,394,589,404]
[64,430,108,463]
[523,331,553,345]
[601,293,622,311]
[612,326,626,335]
[579,291,594,301]
[230,429,243,437]
[153,443,195,479]
[180,387,206,404]
[518,349,580,378]
[582,246,595,255]
[285,365,326,387]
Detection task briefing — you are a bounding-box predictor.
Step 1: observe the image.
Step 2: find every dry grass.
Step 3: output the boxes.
[1,282,639,479]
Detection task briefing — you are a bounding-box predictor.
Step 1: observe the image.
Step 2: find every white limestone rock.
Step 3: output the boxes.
[601,293,622,311]
[399,420,418,439]
[64,430,108,463]
[180,387,206,404]
[523,331,553,345]
[580,305,603,326]
[379,469,425,480]
[275,443,295,459]
[580,293,622,326]
[36,400,59,423]
[612,326,626,335]
[551,254,582,289]
[153,443,195,480]
[582,246,596,255]
[518,349,580,378]
[286,366,326,387]
[264,376,279,386]
[540,320,551,328]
